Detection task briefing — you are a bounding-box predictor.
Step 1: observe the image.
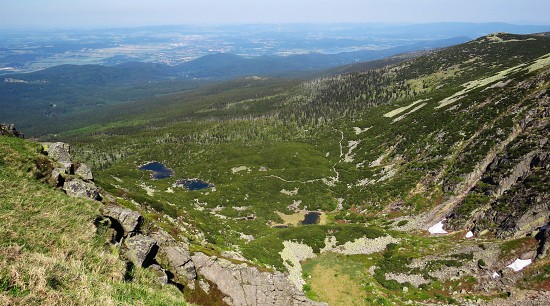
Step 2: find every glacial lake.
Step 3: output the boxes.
[139,162,174,179]
[301,212,321,225]
[174,178,212,191]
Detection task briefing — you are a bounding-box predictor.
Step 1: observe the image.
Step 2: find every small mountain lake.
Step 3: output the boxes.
[301,212,321,225]
[139,162,174,179]
[173,178,212,191]
[273,211,326,227]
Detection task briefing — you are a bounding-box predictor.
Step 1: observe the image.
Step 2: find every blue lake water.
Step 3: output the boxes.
[139,162,174,179]
[301,212,321,225]
[174,178,212,191]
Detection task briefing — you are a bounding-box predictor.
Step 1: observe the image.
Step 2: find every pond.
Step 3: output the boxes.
[173,178,212,191]
[139,162,174,179]
[301,212,321,225]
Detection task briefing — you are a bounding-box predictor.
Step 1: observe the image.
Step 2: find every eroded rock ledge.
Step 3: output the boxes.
[192,252,325,306]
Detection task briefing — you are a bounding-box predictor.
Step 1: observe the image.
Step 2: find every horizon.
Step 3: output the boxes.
[1,21,550,33]
[1,0,550,30]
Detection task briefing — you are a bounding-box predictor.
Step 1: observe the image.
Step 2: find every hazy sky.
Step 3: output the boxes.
[1,0,549,29]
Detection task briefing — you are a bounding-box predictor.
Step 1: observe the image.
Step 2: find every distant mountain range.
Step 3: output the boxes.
[2,36,468,85]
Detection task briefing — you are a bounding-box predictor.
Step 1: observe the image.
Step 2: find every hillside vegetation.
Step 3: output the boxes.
[2,33,550,305]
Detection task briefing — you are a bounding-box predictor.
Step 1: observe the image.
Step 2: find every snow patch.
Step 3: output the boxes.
[507,258,532,272]
[428,219,448,234]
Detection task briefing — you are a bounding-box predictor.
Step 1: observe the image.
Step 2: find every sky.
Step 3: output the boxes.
[1,0,549,29]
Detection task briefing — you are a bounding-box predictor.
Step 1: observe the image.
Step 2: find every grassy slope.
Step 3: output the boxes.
[0,136,186,305]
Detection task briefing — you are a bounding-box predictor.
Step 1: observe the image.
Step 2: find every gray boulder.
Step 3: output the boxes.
[64,179,101,200]
[42,142,72,163]
[102,205,143,236]
[75,163,93,181]
[125,234,158,267]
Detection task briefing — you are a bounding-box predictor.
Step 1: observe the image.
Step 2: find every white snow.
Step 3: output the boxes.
[465,231,474,238]
[507,258,532,272]
[428,219,448,234]
[492,272,500,279]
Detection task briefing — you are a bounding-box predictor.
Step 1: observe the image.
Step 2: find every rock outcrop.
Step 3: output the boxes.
[163,246,197,281]
[64,179,101,200]
[192,252,326,306]
[42,142,72,163]
[102,205,143,237]
[125,234,159,267]
[0,123,23,138]
[446,91,549,238]
[40,141,99,200]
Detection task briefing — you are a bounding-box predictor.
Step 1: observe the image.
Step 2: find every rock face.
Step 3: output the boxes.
[0,123,23,138]
[102,205,143,236]
[191,252,326,306]
[164,246,196,281]
[447,95,550,238]
[125,234,158,267]
[64,179,101,200]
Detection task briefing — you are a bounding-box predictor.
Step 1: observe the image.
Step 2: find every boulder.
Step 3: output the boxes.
[64,179,101,200]
[75,163,93,181]
[125,234,158,267]
[42,142,72,163]
[102,205,143,236]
